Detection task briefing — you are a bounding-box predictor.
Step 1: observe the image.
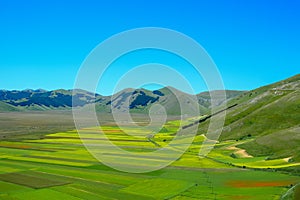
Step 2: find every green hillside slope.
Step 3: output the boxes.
[196,74,300,163]
[0,101,19,112]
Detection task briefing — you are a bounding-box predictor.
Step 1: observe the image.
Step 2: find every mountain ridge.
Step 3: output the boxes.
[0,87,244,114]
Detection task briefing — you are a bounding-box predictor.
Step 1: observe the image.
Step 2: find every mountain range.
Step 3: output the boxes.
[0,87,243,115]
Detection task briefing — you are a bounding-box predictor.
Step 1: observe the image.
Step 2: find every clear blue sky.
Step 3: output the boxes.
[0,0,299,95]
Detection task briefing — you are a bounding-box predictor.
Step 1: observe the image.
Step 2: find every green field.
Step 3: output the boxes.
[0,115,299,200]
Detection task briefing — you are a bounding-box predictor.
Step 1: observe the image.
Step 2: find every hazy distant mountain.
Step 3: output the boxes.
[103,87,202,115]
[0,89,98,111]
[0,87,243,114]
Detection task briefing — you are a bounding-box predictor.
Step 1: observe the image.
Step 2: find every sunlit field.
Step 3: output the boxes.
[0,114,299,200]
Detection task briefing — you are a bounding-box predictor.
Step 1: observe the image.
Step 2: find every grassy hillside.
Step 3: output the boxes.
[197,90,244,108]
[196,74,300,164]
[0,102,19,112]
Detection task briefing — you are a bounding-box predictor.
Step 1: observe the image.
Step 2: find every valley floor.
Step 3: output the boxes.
[0,117,299,200]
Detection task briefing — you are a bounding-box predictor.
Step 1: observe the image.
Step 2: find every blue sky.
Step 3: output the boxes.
[0,0,299,95]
